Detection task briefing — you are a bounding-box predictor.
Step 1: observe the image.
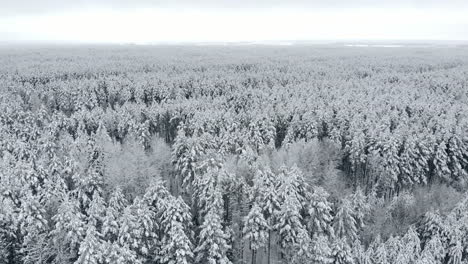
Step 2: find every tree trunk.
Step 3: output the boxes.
[267,230,271,264]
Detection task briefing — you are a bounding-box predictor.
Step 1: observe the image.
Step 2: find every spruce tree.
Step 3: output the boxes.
[291,228,313,264]
[253,167,280,264]
[195,206,231,264]
[422,235,445,263]
[331,238,354,264]
[275,192,308,261]
[118,198,156,260]
[333,198,358,242]
[448,239,463,264]
[418,210,443,245]
[243,203,268,264]
[372,242,389,264]
[102,241,140,264]
[310,235,333,264]
[350,188,369,230]
[87,192,106,230]
[399,227,421,264]
[102,187,127,241]
[51,196,87,262]
[352,241,371,264]
[307,187,333,236]
[75,225,104,264]
[385,236,402,264]
[158,196,193,264]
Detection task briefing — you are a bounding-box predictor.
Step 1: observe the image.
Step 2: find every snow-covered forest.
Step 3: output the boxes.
[0,45,468,264]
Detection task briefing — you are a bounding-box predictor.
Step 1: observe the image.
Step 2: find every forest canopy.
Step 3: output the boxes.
[0,45,467,264]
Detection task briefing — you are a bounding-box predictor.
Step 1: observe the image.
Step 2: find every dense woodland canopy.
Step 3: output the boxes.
[0,45,467,264]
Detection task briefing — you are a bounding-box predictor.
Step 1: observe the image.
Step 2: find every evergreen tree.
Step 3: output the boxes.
[195,206,231,264]
[421,235,445,263]
[275,191,307,260]
[193,164,222,216]
[51,196,87,262]
[118,198,156,260]
[331,238,354,264]
[243,203,268,264]
[291,228,313,264]
[253,168,280,220]
[307,187,334,236]
[385,236,402,264]
[415,254,436,264]
[73,169,104,210]
[372,242,389,264]
[158,196,193,264]
[418,210,444,245]
[87,192,106,230]
[75,225,104,264]
[142,179,171,213]
[350,188,369,230]
[352,241,371,264]
[253,167,280,264]
[310,235,333,264]
[448,239,463,264]
[399,227,421,264]
[333,198,358,242]
[21,229,55,264]
[17,191,48,237]
[102,241,140,264]
[102,187,127,241]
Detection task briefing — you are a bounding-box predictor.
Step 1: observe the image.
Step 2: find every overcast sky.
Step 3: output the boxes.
[1,0,468,43]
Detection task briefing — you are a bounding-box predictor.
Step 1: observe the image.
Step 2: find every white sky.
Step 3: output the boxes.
[1,2,468,43]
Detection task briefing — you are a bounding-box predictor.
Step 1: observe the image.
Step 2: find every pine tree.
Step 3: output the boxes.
[291,228,313,264]
[421,235,445,263]
[118,198,156,259]
[193,164,222,216]
[243,202,268,264]
[399,227,421,264]
[253,167,280,264]
[0,207,14,264]
[72,136,105,209]
[195,206,231,264]
[333,198,358,242]
[142,179,171,212]
[372,242,389,264]
[307,187,333,236]
[102,241,140,264]
[102,187,127,241]
[331,238,354,264]
[418,210,443,245]
[433,141,451,183]
[172,131,210,188]
[195,182,231,264]
[74,169,104,209]
[414,254,436,264]
[448,239,463,264]
[368,235,381,254]
[309,235,333,264]
[51,196,87,262]
[87,192,106,230]
[75,225,104,264]
[158,196,193,264]
[275,192,307,260]
[275,192,304,250]
[253,168,280,220]
[17,191,48,240]
[21,229,55,264]
[352,241,371,264]
[350,188,369,229]
[385,236,402,264]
